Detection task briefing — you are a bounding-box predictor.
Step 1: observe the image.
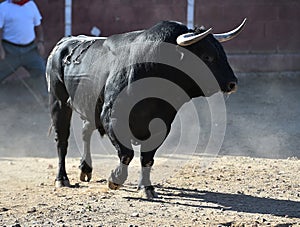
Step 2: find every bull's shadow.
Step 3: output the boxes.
[123,186,300,218]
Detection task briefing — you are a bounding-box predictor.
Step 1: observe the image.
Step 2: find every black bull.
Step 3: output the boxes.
[46,19,246,199]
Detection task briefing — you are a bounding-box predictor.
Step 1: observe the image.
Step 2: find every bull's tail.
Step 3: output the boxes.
[95,95,106,137]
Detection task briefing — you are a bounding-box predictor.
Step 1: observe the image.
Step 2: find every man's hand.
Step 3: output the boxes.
[35,25,45,56]
[37,41,45,56]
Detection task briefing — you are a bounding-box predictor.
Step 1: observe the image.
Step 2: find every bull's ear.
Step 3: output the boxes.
[193,25,206,33]
[213,18,247,42]
[176,28,212,46]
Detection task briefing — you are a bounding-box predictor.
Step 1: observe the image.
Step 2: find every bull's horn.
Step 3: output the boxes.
[176,28,212,46]
[213,18,247,42]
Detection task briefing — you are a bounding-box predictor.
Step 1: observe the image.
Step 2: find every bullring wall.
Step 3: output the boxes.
[34,0,300,73]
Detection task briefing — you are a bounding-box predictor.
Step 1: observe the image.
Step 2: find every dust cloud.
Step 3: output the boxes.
[0,73,299,159]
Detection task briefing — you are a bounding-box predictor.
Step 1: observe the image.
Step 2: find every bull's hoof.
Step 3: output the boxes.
[55,179,71,188]
[108,181,121,190]
[138,185,158,200]
[80,172,92,182]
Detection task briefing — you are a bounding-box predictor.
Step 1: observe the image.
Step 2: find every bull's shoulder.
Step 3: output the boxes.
[103,30,144,52]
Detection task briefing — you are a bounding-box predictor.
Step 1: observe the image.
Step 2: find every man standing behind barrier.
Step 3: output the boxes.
[0,0,47,103]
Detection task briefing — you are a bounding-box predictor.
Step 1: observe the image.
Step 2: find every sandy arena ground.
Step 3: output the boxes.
[0,73,300,226]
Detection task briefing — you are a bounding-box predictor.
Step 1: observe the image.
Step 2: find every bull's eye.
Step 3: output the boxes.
[203,55,214,63]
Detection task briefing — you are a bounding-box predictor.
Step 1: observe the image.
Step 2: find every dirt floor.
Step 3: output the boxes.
[0,156,299,226]
[0,73,300,226]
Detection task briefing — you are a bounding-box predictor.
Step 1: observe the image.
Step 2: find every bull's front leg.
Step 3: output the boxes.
[138,149,158,199]
[79,120,94,182]
[108,142,134,190]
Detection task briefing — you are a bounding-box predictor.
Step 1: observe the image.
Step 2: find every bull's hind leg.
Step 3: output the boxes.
[50,94,73,187]
[79,120,94,182]
[138,149,158,199]
[108,142,134,190]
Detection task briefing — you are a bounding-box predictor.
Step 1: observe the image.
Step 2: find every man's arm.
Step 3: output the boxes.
[0,28,5,60]
[34,24,45,56]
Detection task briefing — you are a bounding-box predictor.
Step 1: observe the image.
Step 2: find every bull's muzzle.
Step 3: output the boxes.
[227,81,238,93]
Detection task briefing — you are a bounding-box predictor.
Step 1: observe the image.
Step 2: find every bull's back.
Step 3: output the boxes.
[47,36,109,124]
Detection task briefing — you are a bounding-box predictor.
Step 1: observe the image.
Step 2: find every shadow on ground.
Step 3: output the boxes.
[125,186,300,218]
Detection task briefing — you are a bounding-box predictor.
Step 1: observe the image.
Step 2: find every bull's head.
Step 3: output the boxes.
[176,18,247,95]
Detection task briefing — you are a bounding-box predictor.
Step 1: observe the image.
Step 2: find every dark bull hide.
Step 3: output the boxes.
[46,19,246,199]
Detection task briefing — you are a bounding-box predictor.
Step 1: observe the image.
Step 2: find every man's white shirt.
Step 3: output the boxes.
[0,1,42,45]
